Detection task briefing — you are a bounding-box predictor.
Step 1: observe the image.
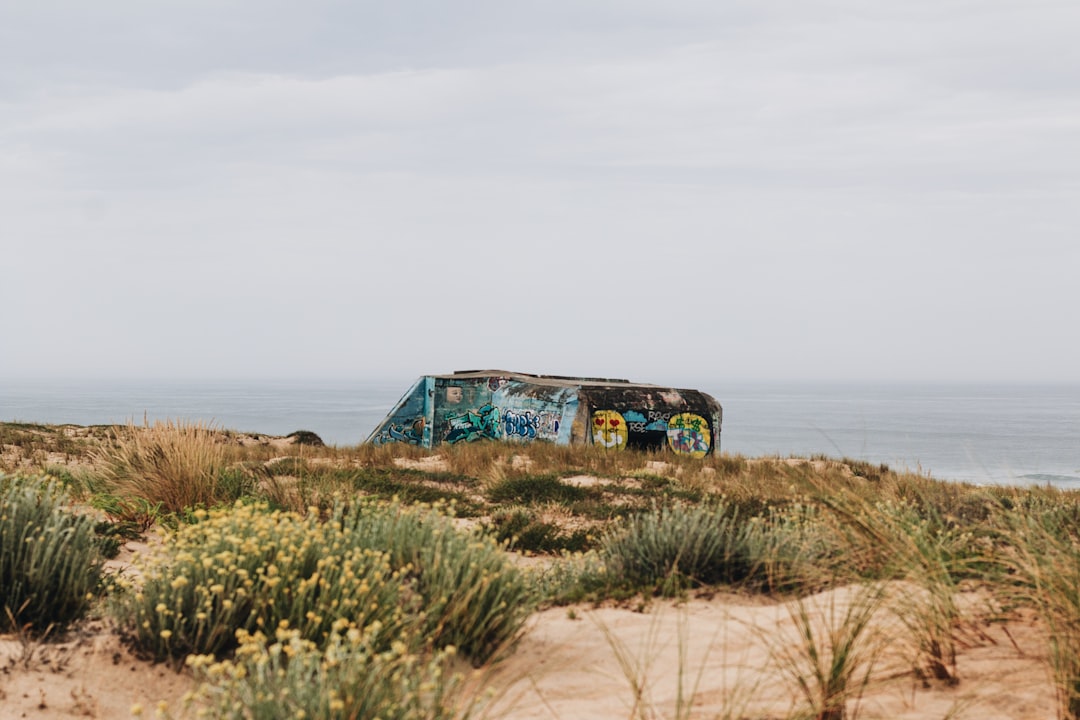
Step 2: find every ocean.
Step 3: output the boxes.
[3,378,1078,488]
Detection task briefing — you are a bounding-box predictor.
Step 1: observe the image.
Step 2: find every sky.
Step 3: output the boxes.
[2,0,1078,385]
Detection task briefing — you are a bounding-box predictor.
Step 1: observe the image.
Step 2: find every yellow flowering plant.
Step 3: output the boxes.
[187,625,471,720]
[113,502,410,661]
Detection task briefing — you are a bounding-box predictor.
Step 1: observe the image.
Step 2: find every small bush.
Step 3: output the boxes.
[599,501,824,595]
[487,506,592,554]
[772,584,888,720]
[286,430,325,446]
[339,501,537,664]
[90,494,162,534]
[0,475,103,634]
[600,502,750,594]
[113,503,411,661]
[487,474,590,505]
[188,626,470,720]
[115,500,535,666]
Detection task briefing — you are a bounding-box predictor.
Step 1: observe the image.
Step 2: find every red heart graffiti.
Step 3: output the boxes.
[595,418,604,426]
[610,419,620,427]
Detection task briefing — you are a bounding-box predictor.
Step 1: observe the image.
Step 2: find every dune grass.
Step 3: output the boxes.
[772,584,888,720]
[90,420,236,513]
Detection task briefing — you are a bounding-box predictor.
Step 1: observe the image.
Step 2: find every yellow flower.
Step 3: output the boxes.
[160,630,173,640]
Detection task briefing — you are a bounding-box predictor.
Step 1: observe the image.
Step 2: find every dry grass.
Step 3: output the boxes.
[90,420,231,513]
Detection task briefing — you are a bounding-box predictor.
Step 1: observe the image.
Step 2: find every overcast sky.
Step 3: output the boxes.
[3,1,1078,385]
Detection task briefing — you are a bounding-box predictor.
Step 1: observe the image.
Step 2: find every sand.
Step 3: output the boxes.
[0,580,1057,720]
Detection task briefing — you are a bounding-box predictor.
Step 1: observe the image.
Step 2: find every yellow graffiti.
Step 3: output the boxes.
[592,410,628,450]
[667,412,711,457]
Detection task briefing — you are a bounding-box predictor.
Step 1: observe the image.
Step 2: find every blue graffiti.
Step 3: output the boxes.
[373,418,425,446]
[504,410,539,439]
[503,409,561,441]
[445,404,501,444]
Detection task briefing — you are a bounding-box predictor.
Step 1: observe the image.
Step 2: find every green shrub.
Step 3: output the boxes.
[600,502,747,594]
[486,474,589,505]
[286,429,325,446]
[487,506,592,554]
[598,501,824,595]
[90,493,162,533]
[115,500,535,666]
[113,503,411,661]
[0,474,103,634]
[188,626,470,720]
[340,501,537,664]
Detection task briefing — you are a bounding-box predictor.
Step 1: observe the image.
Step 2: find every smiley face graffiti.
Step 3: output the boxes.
[592,410,628,450]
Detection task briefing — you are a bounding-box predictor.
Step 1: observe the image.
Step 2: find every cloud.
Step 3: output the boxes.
[1,0,1078,381]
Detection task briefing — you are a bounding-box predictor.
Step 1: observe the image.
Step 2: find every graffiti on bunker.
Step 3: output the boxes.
[592,410,628,450]
[373,418,425,446]
[370,377,429,446]
[591,409,712,454]
[367,371,721,455]
[666,412,711,457]
[444,403,501,444]
[503,409,562,441]
[593,408,669,451]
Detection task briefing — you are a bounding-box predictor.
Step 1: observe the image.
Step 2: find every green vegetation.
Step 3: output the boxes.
[113,500,532,666]
[188,628,469,720]
[0,474,103,634]
[111,502,409,662]
[8,421,1080,718]
[1000,500,1080,719]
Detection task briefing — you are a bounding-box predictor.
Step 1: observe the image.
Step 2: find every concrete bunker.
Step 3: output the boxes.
[366,370,722,457]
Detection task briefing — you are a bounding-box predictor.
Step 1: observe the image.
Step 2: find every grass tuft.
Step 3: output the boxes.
[90,419,233,513]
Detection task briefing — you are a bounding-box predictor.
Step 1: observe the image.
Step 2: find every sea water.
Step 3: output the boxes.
[704,382,1080,487]
[2,378,1078,488]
